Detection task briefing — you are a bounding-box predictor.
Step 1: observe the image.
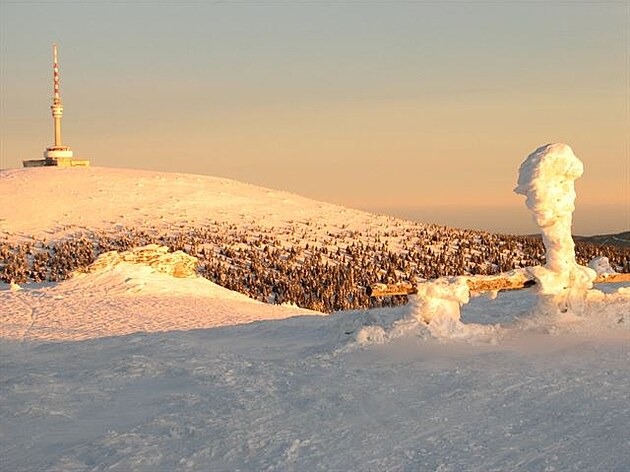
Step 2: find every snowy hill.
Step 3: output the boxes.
[2,167,627,313]
[0,166,385,242]
[575,231,630,247]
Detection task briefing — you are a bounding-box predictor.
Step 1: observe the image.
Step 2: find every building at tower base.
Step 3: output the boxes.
[23,146,91,167]
[22,157,91,168]
[23,147,91,167]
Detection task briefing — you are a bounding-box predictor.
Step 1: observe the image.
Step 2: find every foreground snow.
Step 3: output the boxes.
[2,279,629,471]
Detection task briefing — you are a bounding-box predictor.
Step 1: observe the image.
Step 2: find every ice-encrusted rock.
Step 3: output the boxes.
[86,244,197,278]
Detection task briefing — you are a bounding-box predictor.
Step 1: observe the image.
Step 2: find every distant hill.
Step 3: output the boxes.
[574,231,630,248]
[523,232,629,248]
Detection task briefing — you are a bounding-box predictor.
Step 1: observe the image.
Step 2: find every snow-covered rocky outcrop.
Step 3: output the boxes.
[84,244,197,278]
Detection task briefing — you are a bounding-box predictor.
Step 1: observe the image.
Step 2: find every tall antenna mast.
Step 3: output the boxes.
[51,44,63,147]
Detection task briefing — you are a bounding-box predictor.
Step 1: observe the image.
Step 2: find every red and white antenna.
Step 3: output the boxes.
[49,44,64,148]
[52,44,61,103]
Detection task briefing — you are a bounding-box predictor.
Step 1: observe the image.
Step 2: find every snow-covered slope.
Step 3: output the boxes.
[0,167,384,242]
[2,245,317,341]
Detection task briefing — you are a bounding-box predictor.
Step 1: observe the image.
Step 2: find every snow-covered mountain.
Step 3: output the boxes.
[1,165,629,471]
[2,167,627,313]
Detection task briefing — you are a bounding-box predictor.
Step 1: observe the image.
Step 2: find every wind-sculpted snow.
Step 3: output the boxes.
[352,143,630,346]
[515,143,596,316]
[589,256,617,276]
[352,281,630,348]
[1,251,318,341]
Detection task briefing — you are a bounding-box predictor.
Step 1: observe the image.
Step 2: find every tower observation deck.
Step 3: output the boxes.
[23,45,90,168]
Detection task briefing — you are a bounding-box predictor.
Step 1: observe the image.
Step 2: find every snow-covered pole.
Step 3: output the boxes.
[514,143,596,314]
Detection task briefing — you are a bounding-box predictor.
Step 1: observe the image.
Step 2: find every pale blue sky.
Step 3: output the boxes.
[1,1,628,235]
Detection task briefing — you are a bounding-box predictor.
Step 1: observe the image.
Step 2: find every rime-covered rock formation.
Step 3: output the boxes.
[84,244,197,278]
[515,143,596,315]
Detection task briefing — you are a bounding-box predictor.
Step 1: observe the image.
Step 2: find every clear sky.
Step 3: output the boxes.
[1,1,628,236]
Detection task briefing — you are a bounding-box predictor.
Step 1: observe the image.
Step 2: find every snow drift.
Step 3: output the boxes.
[1,245,318,341]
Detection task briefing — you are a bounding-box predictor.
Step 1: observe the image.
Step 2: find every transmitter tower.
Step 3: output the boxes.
[23,44,90,168]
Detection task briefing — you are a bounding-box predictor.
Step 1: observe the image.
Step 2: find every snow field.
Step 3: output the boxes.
[2,290,629,471]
